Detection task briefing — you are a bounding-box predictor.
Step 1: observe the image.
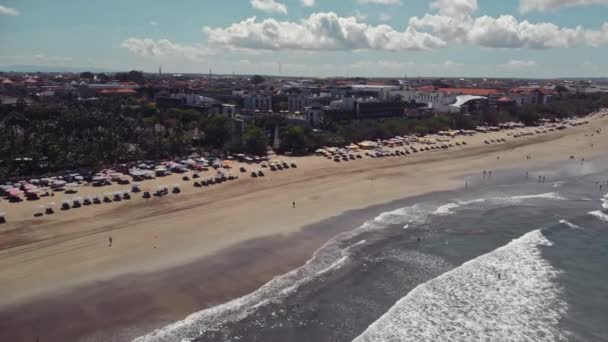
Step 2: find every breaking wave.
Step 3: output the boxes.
[353,229,567,342]
[134,192,567,341]
[559,219,583,229]
[588,210,608,222]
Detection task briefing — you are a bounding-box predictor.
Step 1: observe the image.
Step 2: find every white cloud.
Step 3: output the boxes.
[379,13,392,21]
[0,5,19,16]
[503,59,538,68]
[250,0,288,14]
[357,0,402,4]
[520,0,608,13]
[430,0,478,18]
[300,0,316,7]
[203,12,445,51]
[150,21,159,26]
[410,3,608,49]
[121,38,214,61]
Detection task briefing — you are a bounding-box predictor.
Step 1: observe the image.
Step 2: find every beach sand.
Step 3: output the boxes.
[1,112,607,341]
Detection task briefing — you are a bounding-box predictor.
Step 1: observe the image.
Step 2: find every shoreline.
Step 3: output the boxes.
[1,112,607,341]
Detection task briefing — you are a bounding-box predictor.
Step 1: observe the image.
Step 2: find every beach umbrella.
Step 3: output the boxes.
[52,180,66,187]
[23,184,38,191]
[8,188,23,196]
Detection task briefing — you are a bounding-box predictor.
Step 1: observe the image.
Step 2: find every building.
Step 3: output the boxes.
[244,94,273,112]
[449,95,489,114]
[350,85,399,101]
[389,88,457,113]
[356,101,407,119]
[222,104,236,119]
[304,103,325,125]
[288,94,311,113]
[77,83,138,98]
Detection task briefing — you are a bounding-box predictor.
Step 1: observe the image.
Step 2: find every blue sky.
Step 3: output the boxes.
[1,0,608,77]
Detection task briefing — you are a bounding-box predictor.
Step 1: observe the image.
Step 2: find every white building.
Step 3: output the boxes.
[389,88,457,113]
[350,85,399,101]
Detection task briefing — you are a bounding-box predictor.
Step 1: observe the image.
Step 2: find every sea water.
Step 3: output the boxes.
[135,157,608,342]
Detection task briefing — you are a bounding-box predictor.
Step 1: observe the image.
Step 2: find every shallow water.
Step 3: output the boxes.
[135,157,608,342]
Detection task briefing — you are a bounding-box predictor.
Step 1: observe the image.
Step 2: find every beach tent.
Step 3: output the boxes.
[52,180,67,187]
[358,141,378,149]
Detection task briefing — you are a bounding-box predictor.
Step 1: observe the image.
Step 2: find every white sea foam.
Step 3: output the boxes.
[588,210,608,222]
[134,192,567,341]
[431,192,565,217]
[559,219,583,229]
[601,193,608,209]
[434,203,460,215]
[134,204,436,342]
[353,230,567,342]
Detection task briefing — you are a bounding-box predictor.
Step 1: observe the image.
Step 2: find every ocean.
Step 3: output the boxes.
[134,157,608,342]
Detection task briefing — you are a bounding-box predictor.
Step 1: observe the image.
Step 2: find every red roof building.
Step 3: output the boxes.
[99,88,137,96]
[438,88,502,96]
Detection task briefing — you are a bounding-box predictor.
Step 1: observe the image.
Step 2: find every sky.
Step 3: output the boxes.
[1,0,608,78]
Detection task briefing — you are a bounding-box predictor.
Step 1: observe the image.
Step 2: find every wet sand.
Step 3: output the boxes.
[0,112,607,341]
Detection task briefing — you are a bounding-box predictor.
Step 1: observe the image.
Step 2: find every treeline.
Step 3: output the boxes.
[1,93,606,178]
[277,93,608,155]
[0,99,266,178]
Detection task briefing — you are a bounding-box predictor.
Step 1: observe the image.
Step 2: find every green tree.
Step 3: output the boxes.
[243,126,268,155]
[251,75,265,85]
[281,126,311,155]
[203,115,231,149]
[80,71,94,80]
[517,106,540,125]
[97,73,110,82]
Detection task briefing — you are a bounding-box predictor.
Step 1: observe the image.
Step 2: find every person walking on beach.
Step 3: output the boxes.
[539,176,542,183]
[109,236,112,247]
[293,201,296,208]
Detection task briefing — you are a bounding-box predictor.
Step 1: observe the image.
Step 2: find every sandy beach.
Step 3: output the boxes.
[1,111,607,342]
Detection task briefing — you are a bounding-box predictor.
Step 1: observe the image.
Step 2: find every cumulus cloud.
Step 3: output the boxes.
[410,2,608,49]
[203,12,445,51]
[430,0,478,18]
[250,0,288,14]
[0,5,19,16]
[357,0,402,5]
[520,0,608,13]
[300,0,315,7]
[121,38,214,61]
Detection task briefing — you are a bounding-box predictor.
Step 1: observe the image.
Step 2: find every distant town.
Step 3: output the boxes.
[1,69,608,178]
